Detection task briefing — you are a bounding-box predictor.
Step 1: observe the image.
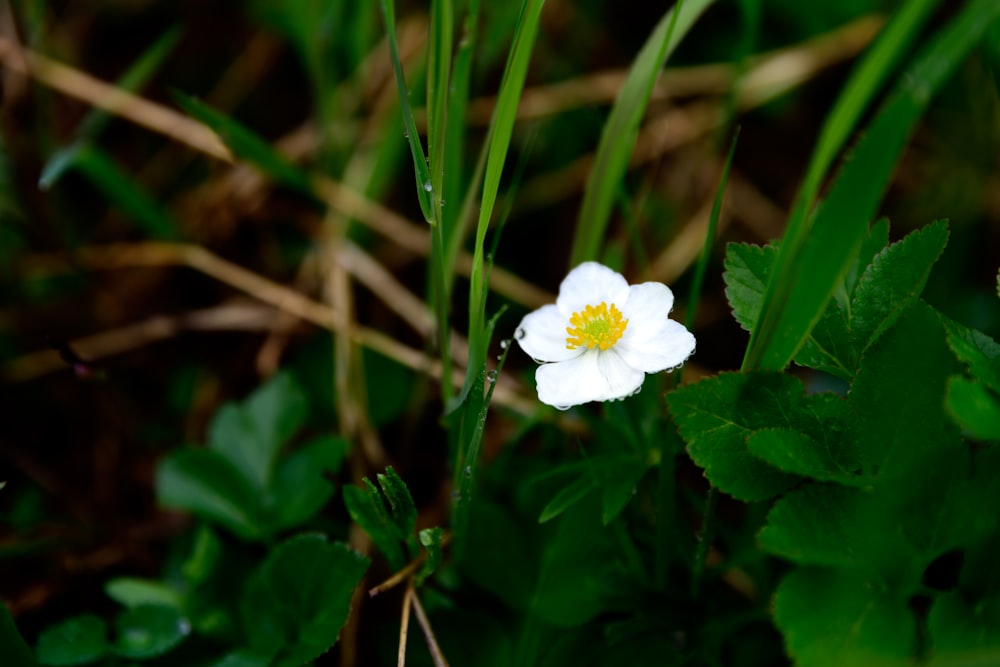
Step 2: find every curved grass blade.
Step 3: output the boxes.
[743,0,1000,371]
[568,0,715,267]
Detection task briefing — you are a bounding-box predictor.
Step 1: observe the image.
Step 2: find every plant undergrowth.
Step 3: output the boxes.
[2,0,1000,666]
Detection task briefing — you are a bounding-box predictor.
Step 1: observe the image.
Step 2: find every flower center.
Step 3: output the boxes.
[565,302,628,351]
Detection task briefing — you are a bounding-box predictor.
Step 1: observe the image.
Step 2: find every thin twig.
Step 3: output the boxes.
[410,584,449,667]
[397,583,414,667]
[368,532,453,598]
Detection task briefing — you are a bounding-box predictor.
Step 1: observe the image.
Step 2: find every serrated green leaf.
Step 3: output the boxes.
[774,568,914,667]
[843,218,890,302]
[851,220,949,350]
[241,534,368,667]
[104,578,182,610]
[156,448,261,540]
[35,615,106,667]
[265,435,347,533]
[793,303,854,379]
[945,319,1000,392]
[208,372,307,494]
[112,605,190,660]
[946,377,1000,440]
[416,526,446,584]
[722,242,776,332]
[666,371,802,501]
[760,484,895,572]
[175,93,312,194]
[747,427,860,485]
[850,302,962,479]
[342,479,407,570]
[376,466,417,537]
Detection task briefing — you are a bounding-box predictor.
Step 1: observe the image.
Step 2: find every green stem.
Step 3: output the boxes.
[691,486,717,598]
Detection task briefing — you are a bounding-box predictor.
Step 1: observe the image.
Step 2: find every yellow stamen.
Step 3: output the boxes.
[565,302,628,351]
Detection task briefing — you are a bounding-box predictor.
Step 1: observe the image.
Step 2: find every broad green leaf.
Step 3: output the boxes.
[175,94,311,194]
[35,616,106,666]
[774,568,914,667]
[241,534,368,667]
[929,593,1000,659]
[851,220,949,350]
[946,377,1000,440]
[156,448,261,540]
[843,218,890,301]
[745,0,1000,371]
[747,428,860,485]
[945,319,1000,392]
[459,498,539,611]
[111,605,190,660]
[849,302,962,479]
[570,0,715,265]
[208,372,307,494]
[531,499,622,628]
[265,435,347,533]
[760,484,899,573]
[104,578,182,610]
[666,371,803,501]
[793,304,854,379]
[0,604,35,667]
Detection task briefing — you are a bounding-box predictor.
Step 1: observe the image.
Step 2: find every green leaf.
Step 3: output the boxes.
[851,220,949,350]
[744,0,1000,372]
[342,467,416,570]
[208,372,307,494]
[156,448,261,540]
[104,578,182,610]
[36,616,106,666]
[722,242,776,333]
[849,302,962,479]
[666,371,803,501]
[265,435,347,533]
[930,593,1000,661]
[570,0,715,265]
[945,319,1000,392]
[459,498,538,611]
[946,377,1000,441]
[793,303,854,379]
[843,218,890,301]
[538,472,596,524]
[209,650,272,667]
[0,604,35,667]
[241,534,368,667]
[747,427,860,485]
[774,568,914,667]
[175,94,312,194]
[597,456,651,526]
[416,526,446,584]
[112,605,190,660]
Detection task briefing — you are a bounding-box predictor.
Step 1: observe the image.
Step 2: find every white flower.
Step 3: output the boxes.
[514,262,696,409]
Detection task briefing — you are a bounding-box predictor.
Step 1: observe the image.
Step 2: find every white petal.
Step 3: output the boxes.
[535,349,644,409]
[515,304,581,363]
[556,262,630,317]
[615,282,693,373]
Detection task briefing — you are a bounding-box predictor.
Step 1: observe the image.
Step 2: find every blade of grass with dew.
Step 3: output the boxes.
[452,0,546,412]
[73,144,178,240]
[440,0,481,298]
[379,0,435,223]
[686,126,740,331]
[743,0,1000,372]
[742,0,942,370]
[39,26,181,189]
[568,0,715,267]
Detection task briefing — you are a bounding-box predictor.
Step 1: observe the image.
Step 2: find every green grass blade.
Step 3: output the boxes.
[74,145,178,239]
[686,126,740,331]
[427,0,454,214]
[379,0,435,223]
[568,0,715,267]
[454,0,545,410]
[743,0,1000,372]
[39,26,180,189]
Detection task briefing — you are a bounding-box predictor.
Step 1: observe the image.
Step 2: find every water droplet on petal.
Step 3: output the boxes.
[515,328,526,340]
